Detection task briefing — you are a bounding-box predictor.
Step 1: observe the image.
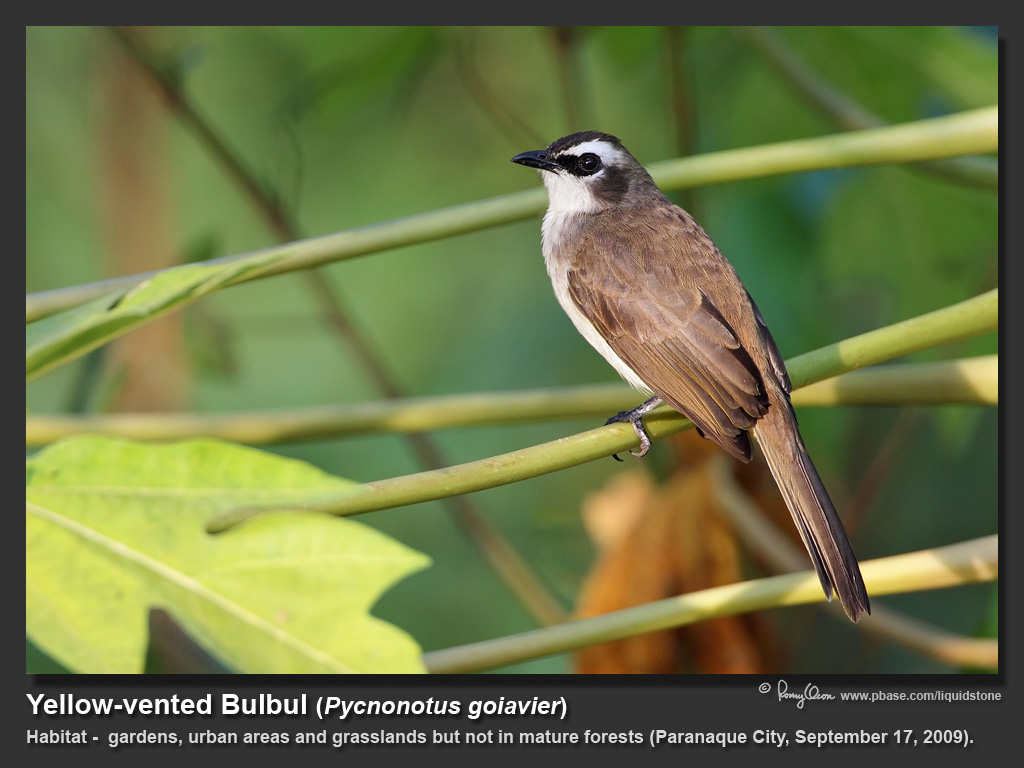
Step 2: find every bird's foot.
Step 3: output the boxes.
[605,396,662,460]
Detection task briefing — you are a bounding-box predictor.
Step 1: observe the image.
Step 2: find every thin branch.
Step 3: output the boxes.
[549,27,585,130]
[27,105,998,323]
[664,26,702,216]
[784,289,997,390]
[843,408,921,535]
[27,355,997,447]
[793,354,997,406]
[206,290,997,532]
[712,454,996,669]
[650,105,997,192]
[421,536,997,673]
[739,26,998,189]
[854,605,997,670]
[452,28,547,148]
[106,27,566,627]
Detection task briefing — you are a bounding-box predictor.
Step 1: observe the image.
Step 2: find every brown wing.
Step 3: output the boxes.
[747,289,791,395]
[566,205,771,462]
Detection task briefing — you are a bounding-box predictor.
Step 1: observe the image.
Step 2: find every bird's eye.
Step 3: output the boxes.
[576,153,602,175]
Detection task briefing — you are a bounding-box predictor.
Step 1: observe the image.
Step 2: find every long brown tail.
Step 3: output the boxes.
[753,396,870,622]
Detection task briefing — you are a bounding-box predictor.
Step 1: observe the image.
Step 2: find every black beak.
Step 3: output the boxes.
[511,150,562,172]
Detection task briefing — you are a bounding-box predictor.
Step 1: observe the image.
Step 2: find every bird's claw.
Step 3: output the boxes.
[605,404,655,460]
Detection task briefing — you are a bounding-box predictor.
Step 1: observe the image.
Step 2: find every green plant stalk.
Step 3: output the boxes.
[27,355,996,447]
[786,289,997,389]
[27,106,997,323]
[207,289,997,532]
[793,354,997,405]
[857,604,998,670]
[710,450,997,669]
[422,535,997,674]
[649,105,996,191]
[740,26,997,188]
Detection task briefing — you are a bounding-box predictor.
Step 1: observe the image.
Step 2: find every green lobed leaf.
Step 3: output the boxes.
[26,436,430,673]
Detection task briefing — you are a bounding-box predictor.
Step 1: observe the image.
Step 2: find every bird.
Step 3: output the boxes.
[512,131,870,622]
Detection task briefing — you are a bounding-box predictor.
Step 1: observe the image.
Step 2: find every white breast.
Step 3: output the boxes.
[540,209,654,396]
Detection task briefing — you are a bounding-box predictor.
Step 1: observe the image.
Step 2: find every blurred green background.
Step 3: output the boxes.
[26,26,998,673]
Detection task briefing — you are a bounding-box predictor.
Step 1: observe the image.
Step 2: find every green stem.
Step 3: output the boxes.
[206,289,997,533]
[740,26,997,188]
[649,105,996,190]
[786,288,997,389]
[27,106,997,323]
[27,355,996,447]
[422,535,998,673]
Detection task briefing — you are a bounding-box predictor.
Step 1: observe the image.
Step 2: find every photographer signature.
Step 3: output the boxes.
[759,680,836,709]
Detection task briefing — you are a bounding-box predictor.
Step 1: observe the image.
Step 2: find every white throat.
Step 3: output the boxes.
[539,172,600,217]
[538,138,627,216]
[535,164,653,397]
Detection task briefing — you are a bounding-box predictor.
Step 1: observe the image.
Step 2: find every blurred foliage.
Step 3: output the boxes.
[26,26,998,673]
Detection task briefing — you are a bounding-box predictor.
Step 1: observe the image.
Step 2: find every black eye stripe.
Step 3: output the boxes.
[560,152,603,177]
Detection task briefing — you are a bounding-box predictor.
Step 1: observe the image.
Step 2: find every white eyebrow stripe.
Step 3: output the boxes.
[555,139,624,165]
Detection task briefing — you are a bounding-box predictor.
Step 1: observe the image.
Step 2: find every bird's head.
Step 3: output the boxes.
[512,131,657,214]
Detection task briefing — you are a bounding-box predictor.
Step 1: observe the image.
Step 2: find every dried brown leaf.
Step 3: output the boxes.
[574,431,779,673]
